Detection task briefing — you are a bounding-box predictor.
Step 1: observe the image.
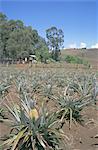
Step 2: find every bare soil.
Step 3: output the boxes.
[0,91,98,150]
[0,62,98,150]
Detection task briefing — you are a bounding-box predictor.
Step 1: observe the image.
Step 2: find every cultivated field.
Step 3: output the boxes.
[0,62,98,150]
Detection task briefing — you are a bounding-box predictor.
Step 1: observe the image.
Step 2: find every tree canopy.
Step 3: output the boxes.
[0,12,49,62]
[0,12,64,63]
[46,26,64,61]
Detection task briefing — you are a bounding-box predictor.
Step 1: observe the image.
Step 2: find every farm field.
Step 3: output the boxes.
[0,63,98,150]
[0,1,98,149]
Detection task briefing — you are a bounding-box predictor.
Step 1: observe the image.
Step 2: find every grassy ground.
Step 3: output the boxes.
[61,48,98,66]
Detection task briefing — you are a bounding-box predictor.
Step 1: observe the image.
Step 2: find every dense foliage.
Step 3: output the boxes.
[0,12,50,62]
[64,55,89,65]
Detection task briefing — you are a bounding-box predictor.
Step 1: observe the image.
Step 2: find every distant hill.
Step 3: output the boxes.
[61,48,98,65]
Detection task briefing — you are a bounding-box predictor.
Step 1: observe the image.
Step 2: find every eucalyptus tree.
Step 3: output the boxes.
[35,36,50,63]
[6,27,39,60]
[0,12,50,62]
[0,12,9,59]
[0,12,25,60]
[46,26,64,61]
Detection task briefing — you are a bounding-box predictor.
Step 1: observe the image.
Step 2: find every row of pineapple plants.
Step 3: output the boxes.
[0,68,98,149]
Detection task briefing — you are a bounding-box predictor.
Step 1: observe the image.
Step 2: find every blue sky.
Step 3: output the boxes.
[0,0,97,48]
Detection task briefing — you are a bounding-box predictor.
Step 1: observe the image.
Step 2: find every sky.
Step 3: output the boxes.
[0,0,97,48]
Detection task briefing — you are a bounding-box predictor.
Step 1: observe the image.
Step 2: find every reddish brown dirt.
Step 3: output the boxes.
[0,64,98,150]
[0,101,98,150]
[62,106,98,150]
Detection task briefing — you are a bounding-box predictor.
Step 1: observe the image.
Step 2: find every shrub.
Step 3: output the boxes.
[64,55,87,64]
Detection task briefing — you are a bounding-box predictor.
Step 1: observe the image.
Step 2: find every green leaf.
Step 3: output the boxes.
[11,128,27,150]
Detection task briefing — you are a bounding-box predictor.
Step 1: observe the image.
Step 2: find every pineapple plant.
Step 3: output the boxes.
[1,97,69,150]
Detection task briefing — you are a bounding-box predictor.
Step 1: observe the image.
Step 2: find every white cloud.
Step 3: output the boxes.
[69,43,77,48]
[91,43,98,48]
[80,42,87,48]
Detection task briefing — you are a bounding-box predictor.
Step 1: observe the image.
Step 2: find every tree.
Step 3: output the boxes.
[0,12,50,63]
[46,26,64,61]
[6,27,39,60]
[35,37,50,63]
[0,12,9,59]
[0,33,4,60]
[7,19,24,32]
[0,13,26,61]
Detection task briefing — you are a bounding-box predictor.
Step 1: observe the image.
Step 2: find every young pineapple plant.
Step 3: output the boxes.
[56,94,84,129]
[1,96,69,150]
[0,80,11,121]
[0,82,10,98]
[42,81,53,99]
[0,108,5,121]
[31,76,41,94]
[55,73,97,129]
